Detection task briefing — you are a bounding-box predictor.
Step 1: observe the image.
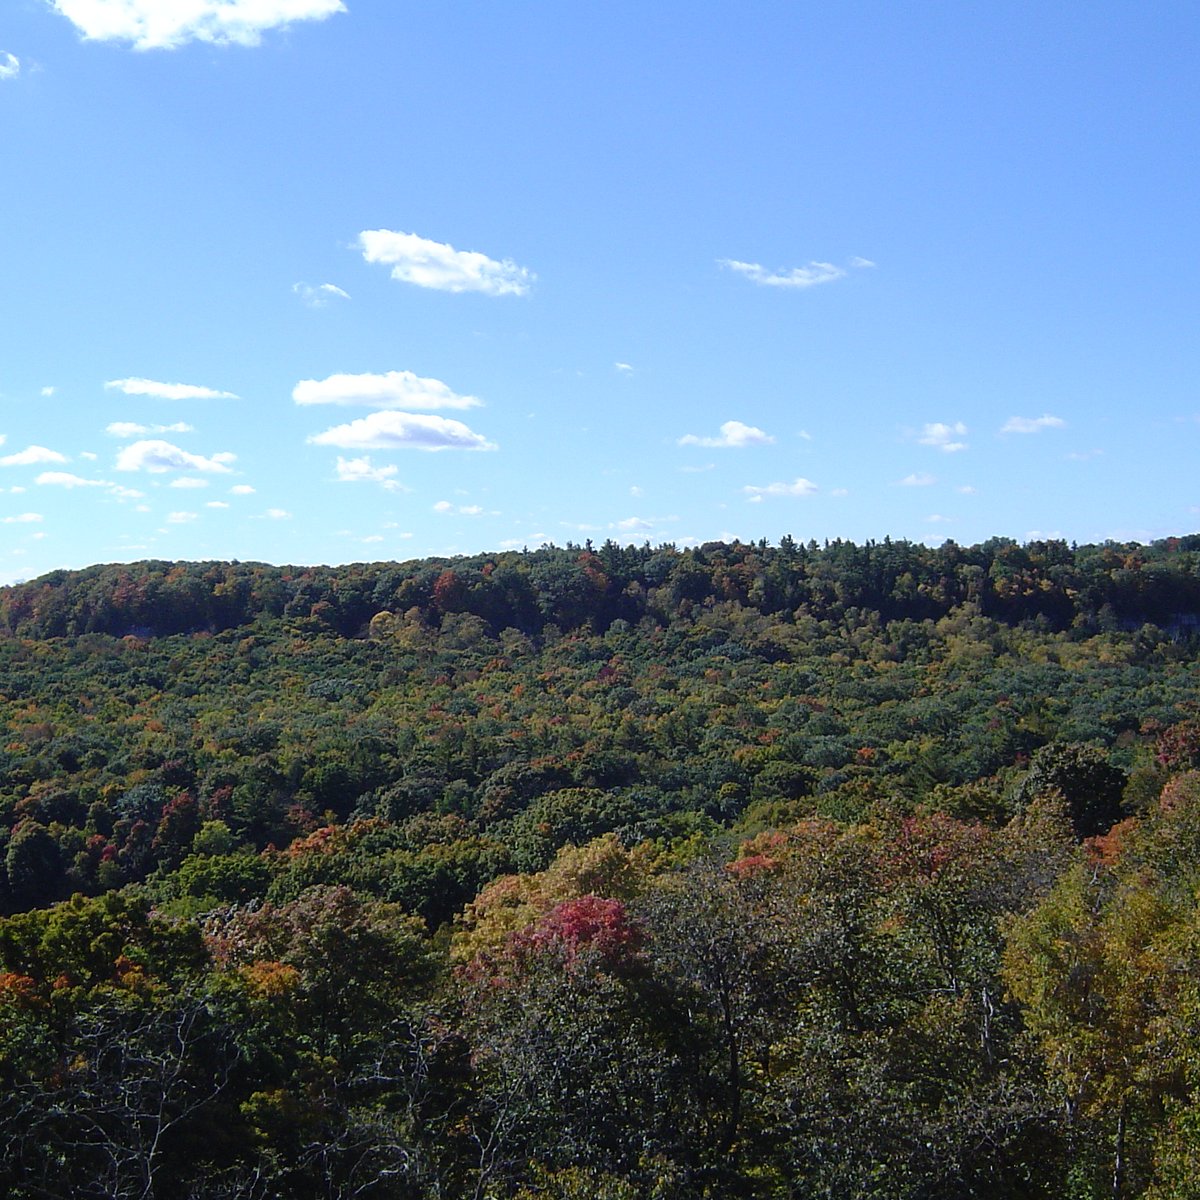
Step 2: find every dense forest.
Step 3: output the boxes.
[4,534,1200,1197]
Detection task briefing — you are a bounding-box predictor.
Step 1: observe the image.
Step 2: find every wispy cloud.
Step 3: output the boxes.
[293,281,350,307]
[334,456,405,491]
[720,255,873,289]
[433,500,485,516]
[0,53,19,81]
[309,411,496,452]
[106,422,194,437]
[678,420,775,449]
[1,513,42,524]
[614,362,634,374]
[918,422,968,453]
[743,477,818,502]
[899,473,936,487]
[48,0,346,51]
[106,378,238,401]
[293,370,481,410]
[166,511,198,525]
[169,477,209,489]
[357,230,534,296]
[1001,414,1066,434]
[115,440,236,474]
[0,446,69,467]
[36,472,108,489]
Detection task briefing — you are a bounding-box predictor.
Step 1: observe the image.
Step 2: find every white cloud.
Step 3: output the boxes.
[678,420,775,449]
[0,53,19,81]
[115,439,235,473]
[40,386,55,397]
[1001,414,1067,434]
[308,411,496,452]
[169,476,209,488]
[0,446,69,467]
[36,471,108,488]
[926,514,953,524]
[630,485,643,498]
[264,508,291,520]
[918,422,968,453]
[357,229,534,296]
[166,511,198,524]
[334,455,404,490]
[615,516,653,531]
[293,281,350,307]
[206,500,230,509]
[743,477,818,501]
[294,370,481,410]
[49,0,346,51]
[433,500,485,517]
[720,259,845,288]
[230,484,256,494]
[899,472,936,487]
[957,485,977,495]
[1,513,42,524]
[106,421,194,437]
[105,377,238,400]
[720,256,874,288]
[615,362,634,374]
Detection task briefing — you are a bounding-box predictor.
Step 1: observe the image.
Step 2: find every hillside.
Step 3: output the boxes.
[3,535,1200,1197]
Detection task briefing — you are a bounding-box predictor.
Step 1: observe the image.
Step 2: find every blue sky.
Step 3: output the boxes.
[1,1,1198,583]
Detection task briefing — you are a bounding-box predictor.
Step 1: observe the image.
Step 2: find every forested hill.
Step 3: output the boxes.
[5,532,1200,641]
[6,535,1200,1196]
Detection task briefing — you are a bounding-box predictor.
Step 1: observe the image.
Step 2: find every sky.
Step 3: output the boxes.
[1,1,1198,583]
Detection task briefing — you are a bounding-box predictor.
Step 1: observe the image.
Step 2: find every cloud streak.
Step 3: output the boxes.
[293,281,350,307]
[1002,414,1066,434]
[743,477,818,501]
[0,446,69,467]
[309,412,496,453]
[49,0,346,51]
[357,230,534,296]
[106,422,194,437]
[719,256,873,290]
[0,52,19,81]
[293,370,481,410]
[106,378,238,401]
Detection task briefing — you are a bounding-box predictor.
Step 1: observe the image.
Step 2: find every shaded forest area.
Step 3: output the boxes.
[4,535,1200,1197]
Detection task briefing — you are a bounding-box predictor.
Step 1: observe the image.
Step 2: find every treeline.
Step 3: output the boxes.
[5,533,1200,641]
